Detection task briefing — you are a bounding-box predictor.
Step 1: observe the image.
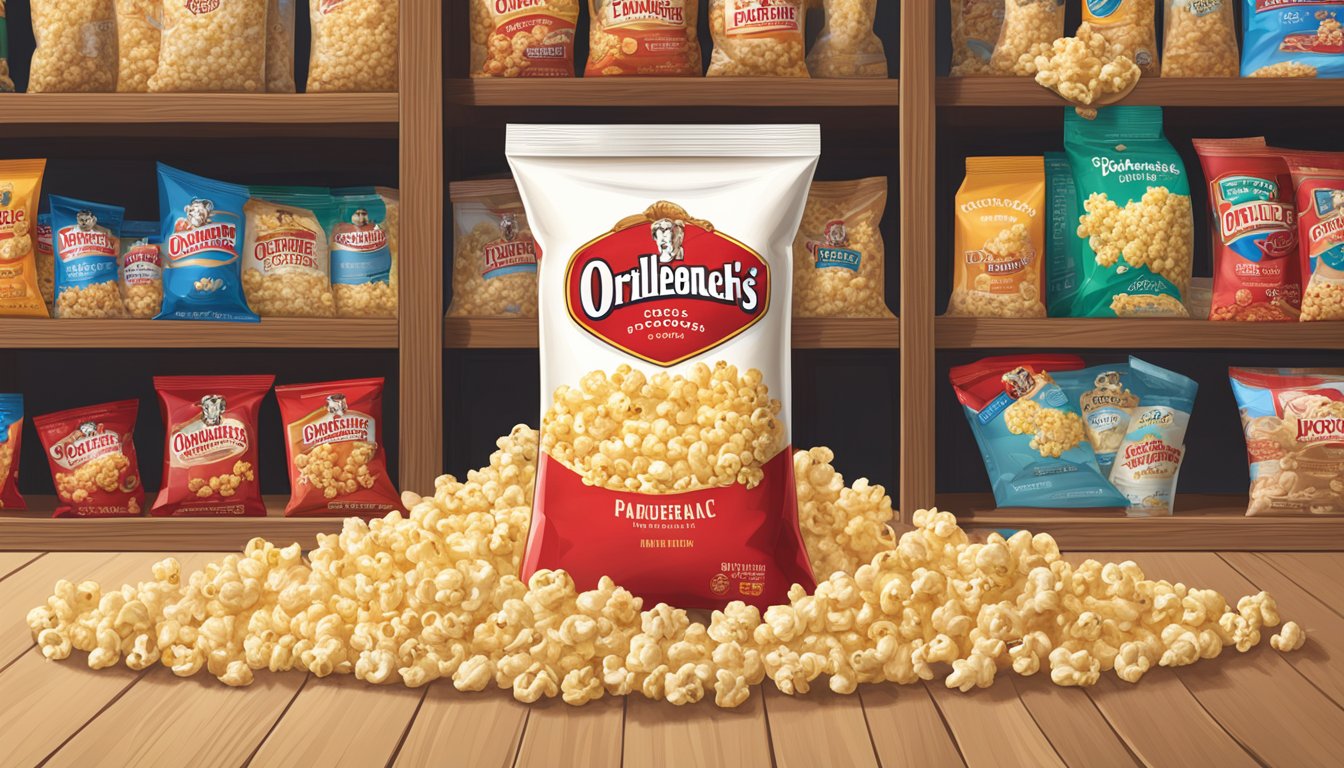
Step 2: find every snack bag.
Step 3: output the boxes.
[792,177,889,317]
[1054,362,1139,478]
[706,0,809,77]
[35,214,55,306]
[1287,154,1344,321]
[807,0,887,78]
[470,0,579,77]
[307,0,397,91]
[448,179,539,318]
[34,400,145,517]
[267,0,296,92]
[1045,152,1080,316]
[950,0,1005,75]
[1083,0,1159,75]
[118,220,163,319]
[949,156,1046,318]
[242,187,337,317]
[989,0,1064,75]
[1242,0,1344,78]
[1231,367,1344,516]
[50,195,127,319]
[0,159,49,318]
[151,375,273,516]
[276,377,402,517]
[1162,0,1238,77]
[1064,107,1193,317]
[0,0,16,92]
[1193,139,1301,322]
[950,354,1126,508]
[585,0,701,76]
[1107,357,1197,516]
[156,163,258,323]
[150,0,266,92]
[29,0,118,92]
[330,187,398,317]
[115,0,161,92]
[0,393,23,511]
[507,123,819,609]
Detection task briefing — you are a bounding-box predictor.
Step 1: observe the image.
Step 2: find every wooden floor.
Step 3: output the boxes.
[1,551,1341,768]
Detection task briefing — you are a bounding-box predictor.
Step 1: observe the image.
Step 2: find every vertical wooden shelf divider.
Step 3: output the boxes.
[397,0,444,491]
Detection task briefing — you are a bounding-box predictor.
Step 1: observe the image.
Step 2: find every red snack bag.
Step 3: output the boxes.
[0,393,24,511]
[34,400,145,518]
[1286,152,1344,323]
[1193,139,1301,322]
[151,375,273,517]
[276,377,402,517]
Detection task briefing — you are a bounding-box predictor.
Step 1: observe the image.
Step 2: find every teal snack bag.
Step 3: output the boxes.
[1064,107,1194,317]
[50,195,126,318]
[329,186,398,318]
[156,163,258,323]
[950,354,1127,509]
[1108,357,1198,516]
[1045,151,1080,317]
[1054,362,1139,478]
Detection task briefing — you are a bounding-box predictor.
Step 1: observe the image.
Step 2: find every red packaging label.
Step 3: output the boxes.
[151,375,273,517]
[276,377,404,517]
[34,400,144,518]
[0,412,23,512]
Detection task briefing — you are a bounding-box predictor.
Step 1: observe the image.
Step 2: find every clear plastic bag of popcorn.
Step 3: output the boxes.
[792,177,890,317]
[951,0,1005,75]
[34,400,145,518]
[266,0,295,92]
[1083,0,1158,75]
[448,179,538,318]
[242,187,336,318]
[35,214,55,307]
[29,0,118,92]
[584,0,700,76]
[707,0,809,77]
[0,159,48,318]
[149,0,266,92]
[0,393,25,511]
[51,195,127,319]
[307,0,397,92]
[114,0,161,92]
[1162,0,1238,77]
[118,220,162,319]
[0,1,16,92]
[949,156,1047,318]
[330,187,398,318]
[807,0,888,77]
[471,0,578,78]
[989,0,1064,76]
[1107,356,1197,516]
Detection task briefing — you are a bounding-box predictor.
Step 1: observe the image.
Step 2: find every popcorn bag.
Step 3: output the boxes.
[1242,0,1344,78]
[0,0,15,92]
[950,0,1006,76]
[470,0,579,78]
[50,195,127,319]
[34,400,145,517]
[1107,356,1197,516]
[150,0,267,92]
[507,123,820,609]
[330,187,398,318]
[156,163,258,323]
[1162,0,1238,78]
[118,220,163,319]
[115,0,162,92]
[307,0,398,91]
[1082,0,1159,75]
[151,375,273,516]
[1053,362,1139,477]
[707,0,809,77]
[585,0,701,77]
[276,377,402,517]
[448,179,539,318]
[949,156,1046,318]
[1287,153,1344,322]
[242,186,337,318]
[792,177,889,318]
[806,0,888,78]
[29,0,118,92]
[35,214,55,307]
[0,393,24,511]
[0,159,50,318]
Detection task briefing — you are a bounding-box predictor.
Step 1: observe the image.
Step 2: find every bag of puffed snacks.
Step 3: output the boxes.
[707,0,809,77]
[1242,0,1344,78]
[330,187,398,318]
[1053,362,1139,478]
[951,354,1126,508]
[1162,0,1239,78]
[115,0,161,92]
[448,179,538,318]
[807,0,887,78]
[1108,357,1196,516]
[118,220,162,319]
[1064,107,1194,318]
[307,0,397,91]
[950,0,1005,76]
[243,186,337,317]
[1083,0,1159,75]
[792,177,889,317]
[156,163,258,323]
[267,0,296,92]
[150,0,267,92]
[0,159,49,318]
[29,0,118,92]
[35,214,55,307]
[0,393,23,511]
[0,0,13,92]
[50,195,126,319]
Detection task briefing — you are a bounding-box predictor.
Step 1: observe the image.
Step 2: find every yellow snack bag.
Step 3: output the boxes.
[0,160,50,318]
[949,156,1046,318]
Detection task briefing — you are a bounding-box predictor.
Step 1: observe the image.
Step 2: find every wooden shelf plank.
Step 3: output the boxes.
[447,78,899,107]
[938,77,1344,107]
[936,317,1344,349]
[445,316,899,349]
[940,493,1344,551]
[0,93,399,124]
[0,318,398,348]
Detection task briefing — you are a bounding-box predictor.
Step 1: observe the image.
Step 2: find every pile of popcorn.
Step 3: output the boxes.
[1032,23,1142,117]
[26,424,1307,707]
[1078,187,1195,298]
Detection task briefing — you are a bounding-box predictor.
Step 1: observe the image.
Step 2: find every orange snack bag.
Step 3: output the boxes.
[0,159,50,317]
[585,0,701,76]
[948,156,1047,318]
[470,0,580,78]
[706,0,808,77]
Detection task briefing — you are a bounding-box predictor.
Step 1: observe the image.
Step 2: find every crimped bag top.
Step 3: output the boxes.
[34,399,145,517]
[0,159,49,318]
[0,392,24,511]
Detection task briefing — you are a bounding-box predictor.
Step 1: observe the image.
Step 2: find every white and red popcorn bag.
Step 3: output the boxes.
[507,123,820,609]
[151,375,273,517]
[34,400,144,518]
[276,377,402,517]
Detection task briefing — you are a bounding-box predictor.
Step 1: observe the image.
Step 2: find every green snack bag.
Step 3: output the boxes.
[1045,151,1080,317]
[1063,107,1194,318]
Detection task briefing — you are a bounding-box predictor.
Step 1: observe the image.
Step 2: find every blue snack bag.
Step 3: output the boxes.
[950,354,1127,509]
[49,195,126,318]
[1054,363,1140,478]
[155,163,258,323]
[1242,1,1344,78]
[329,186,398,318]
[1108,357,1198,516]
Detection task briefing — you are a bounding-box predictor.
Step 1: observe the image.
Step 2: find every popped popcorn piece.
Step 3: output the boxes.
[1271,621,1306,652]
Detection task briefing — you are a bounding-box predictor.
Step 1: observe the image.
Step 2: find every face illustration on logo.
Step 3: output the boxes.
[326,394,347,418]
[79,421,98,438]
[351,208,371,227]
[824,220,847,247]
[75,210,98,232]
[500,213,518,242]
[1331,189,1344,213]
[1002,367,1036,399]
[651,218,685,264]
[184,199,214,228]
[1094,371,1123,391]
[200,395,226,427]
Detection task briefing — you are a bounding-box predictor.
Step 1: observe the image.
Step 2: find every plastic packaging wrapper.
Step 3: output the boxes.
[707,0,808,77]
[0,159,49,318]
[584,0,701,76]
[1232,367,1344,515]
[949,156,1046,318]
[156,163,258,322]
[1242,0,1344,78]
[792,177,889,317]
[448,179,538,318]
[50,195,127,319]
[34,400,145,517]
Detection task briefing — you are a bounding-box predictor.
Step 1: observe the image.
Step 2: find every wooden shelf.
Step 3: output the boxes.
[0,496,347,551]
[0,318,398,349]
[447,78,899,107]
[939,493,1344,551]
[444,315,900,349]
[0,93,399,124]
[936,317,1344,349]
[938,77,1344,107]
